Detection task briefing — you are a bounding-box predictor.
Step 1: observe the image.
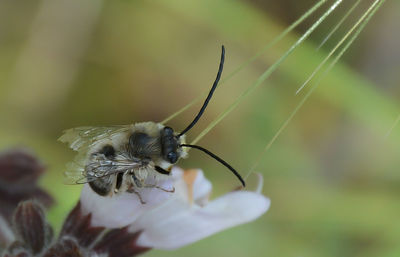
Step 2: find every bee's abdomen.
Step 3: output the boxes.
[89,176,114,196]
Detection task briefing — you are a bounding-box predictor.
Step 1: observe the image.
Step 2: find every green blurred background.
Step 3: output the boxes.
[1,0,400,256]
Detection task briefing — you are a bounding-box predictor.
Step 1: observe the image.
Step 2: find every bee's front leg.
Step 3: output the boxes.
[131,173,143,188]
[128,173,146,204]
[127,187,146,204]
[143,183,175,193]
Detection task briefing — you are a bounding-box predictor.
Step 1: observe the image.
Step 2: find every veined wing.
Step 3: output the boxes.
[59,125,133,185]
[63,155,88,185]
[58,125,132,152]
[64,153,142,185]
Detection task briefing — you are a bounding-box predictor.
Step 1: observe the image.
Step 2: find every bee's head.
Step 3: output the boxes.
[160,126,182,164]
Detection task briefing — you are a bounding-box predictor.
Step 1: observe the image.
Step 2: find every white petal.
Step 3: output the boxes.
[169,167,188,201]
[170,166,183,179]
[191,170,212,205]
[179,169,212,205]
[80,176,174,228]
[132,191,270,249]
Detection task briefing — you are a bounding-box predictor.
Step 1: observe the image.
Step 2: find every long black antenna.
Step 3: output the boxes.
[177,45,225,137]
[180,143,245,187]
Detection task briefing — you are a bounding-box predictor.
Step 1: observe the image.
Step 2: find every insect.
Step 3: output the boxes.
[59,45,245,203]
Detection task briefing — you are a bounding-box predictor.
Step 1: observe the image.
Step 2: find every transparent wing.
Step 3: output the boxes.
[63,152,142,185]
[59,125,133,185]
[58,125,132,152]
[63,155,90,185]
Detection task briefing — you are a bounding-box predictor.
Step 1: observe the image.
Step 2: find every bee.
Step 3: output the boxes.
[59,46,245,203]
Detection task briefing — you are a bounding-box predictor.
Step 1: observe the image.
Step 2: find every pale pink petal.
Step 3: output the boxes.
[132,191,270,249]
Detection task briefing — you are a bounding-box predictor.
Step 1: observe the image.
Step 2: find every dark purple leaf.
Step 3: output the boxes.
[93,228,149,257]
[0,214,15,249]
[0,150,44,190]
[0,149,54,223]
[43,238,84,257]
[0,188,53,223]
[5,240,32,257]
[12,201,53,255]
[59,201,104,248]
[3,252,32,257]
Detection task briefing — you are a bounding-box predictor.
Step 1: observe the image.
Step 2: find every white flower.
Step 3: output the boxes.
[80,167,270,250]
[80,174,175,228]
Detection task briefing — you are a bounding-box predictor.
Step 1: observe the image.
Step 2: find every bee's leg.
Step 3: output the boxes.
[150,166,174,192]
[131,173,143,188]
[143,183,175,193]
[127,188,146,204]
[127,173,146,204]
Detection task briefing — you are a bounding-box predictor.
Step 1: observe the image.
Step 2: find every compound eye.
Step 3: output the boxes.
[167,151,178,164]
